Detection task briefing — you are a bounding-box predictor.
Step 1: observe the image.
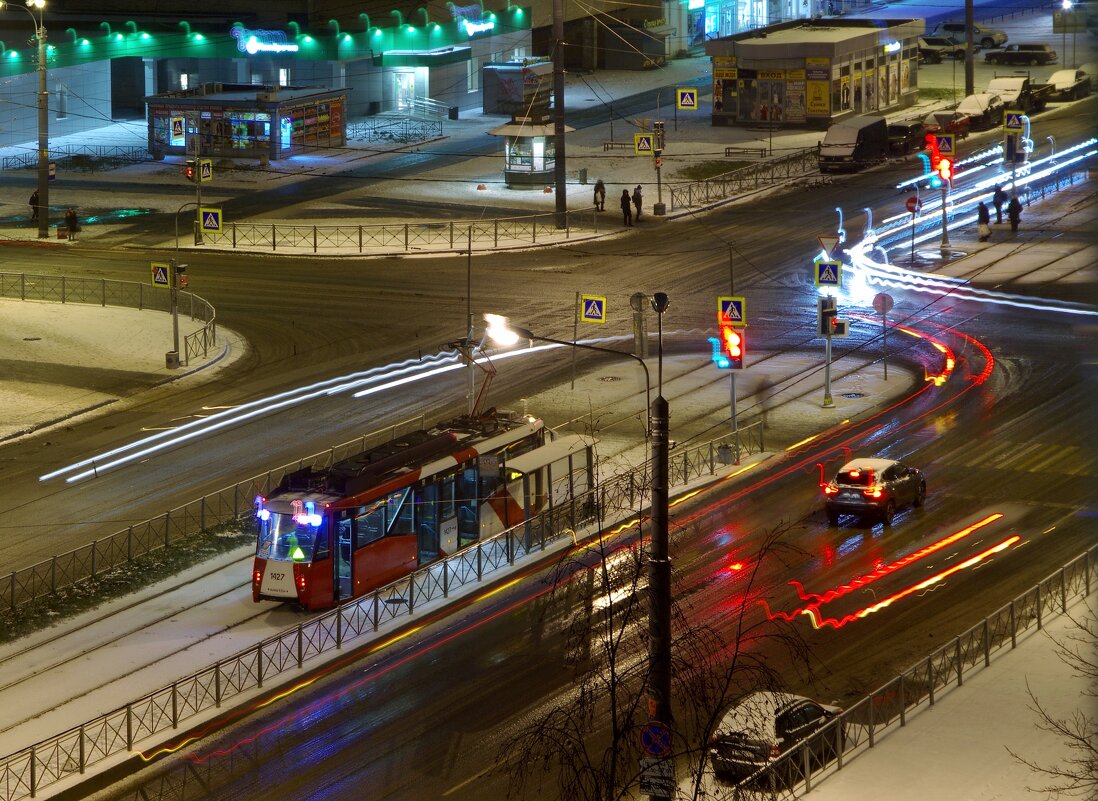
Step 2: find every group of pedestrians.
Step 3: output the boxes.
[592,179,644,227]
[27,191,82,240]
[975,185,1023,242]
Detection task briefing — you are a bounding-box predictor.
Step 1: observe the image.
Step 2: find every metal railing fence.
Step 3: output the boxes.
[1,145,149,171]
[669,148,819,210]
[201,209,603,254]
[727,544,1096,800]
[0,272,216,369]
[345,117,443,143]
[0,420,767,800]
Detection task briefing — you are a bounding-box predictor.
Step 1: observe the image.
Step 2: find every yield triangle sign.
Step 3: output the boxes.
[818,235,840,259]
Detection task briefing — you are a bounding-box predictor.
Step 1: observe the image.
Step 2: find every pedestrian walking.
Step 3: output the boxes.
[632,185,643,220]
[976,201,991,242]
[64,207,81,242]
[1007,194,1022,234]
[593,179,606,211]
[29,190,39,223]
[620,190,633,226]
[992,185,1007,225]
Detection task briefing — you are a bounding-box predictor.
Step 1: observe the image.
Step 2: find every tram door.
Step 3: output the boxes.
[335,512,353,601]
[417,482,440,562]
[457,463,479,547]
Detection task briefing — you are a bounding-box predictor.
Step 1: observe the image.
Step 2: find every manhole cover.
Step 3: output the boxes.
[600,376,621,383]
[23,337,41,342]
[841,392,865,399]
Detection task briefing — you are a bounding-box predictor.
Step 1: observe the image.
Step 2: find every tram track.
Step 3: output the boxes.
[0,556,312,752]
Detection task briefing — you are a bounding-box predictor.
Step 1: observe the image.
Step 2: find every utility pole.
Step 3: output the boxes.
[964,0,975,97]
[552,0,567,229]
[30,2,49,240]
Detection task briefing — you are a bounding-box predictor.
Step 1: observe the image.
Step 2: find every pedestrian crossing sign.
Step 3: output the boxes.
[717,296,746,327]
[199,207,223,233]
[580,294,607,324]
[677,88,698,110]
[199,158,213,183]
[634,134,654,155]
[935,134,954,156]
[814,259,842,287]
[1004,111,1024,131]
[151,262,171,287]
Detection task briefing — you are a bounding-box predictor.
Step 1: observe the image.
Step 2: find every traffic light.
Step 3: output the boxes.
[936,157,953,183]
[718,322,744,370]
[818,296,837,337]
[183,159,197,183]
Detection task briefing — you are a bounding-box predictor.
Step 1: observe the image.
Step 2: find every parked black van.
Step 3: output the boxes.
[818,114,889,173]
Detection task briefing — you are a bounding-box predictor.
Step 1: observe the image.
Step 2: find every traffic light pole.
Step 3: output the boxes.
[727,247,740,461]
[823,333,834,408]
[939,180,950,252]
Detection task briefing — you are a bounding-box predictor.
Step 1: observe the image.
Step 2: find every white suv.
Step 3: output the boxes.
[932,21,1008,50]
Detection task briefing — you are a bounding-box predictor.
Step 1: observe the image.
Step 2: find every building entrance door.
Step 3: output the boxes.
[395,72,415,111]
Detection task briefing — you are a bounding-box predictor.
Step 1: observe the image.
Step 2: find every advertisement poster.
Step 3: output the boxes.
[880,67,890,107]
[864,67,875,110]
[840,74,851,110]
[889,65,899,103]
[900,60,910,92]
[806,80,830,116]
[805,57,830,117]
[784,80,806,122]
[853,70,863,111]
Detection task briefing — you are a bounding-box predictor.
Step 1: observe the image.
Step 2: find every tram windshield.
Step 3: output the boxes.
[256,510,326,562]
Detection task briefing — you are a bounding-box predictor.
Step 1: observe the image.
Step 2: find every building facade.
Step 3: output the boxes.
[705,18,923,128]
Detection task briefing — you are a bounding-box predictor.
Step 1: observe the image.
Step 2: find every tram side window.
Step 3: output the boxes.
[386,487,415,536]
[354,504,385,548]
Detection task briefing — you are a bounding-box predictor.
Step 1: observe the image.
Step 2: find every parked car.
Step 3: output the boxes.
[888,121,928,155]
[955,92,1005,130]
[918,36,966,63]
[984,43,1058,66]
[932,21,1008,49]
[986,76,1053,115]
[1047,68,1092,100]
[922,109,972,138]
[710,692,845,784]
[823,457,926,526]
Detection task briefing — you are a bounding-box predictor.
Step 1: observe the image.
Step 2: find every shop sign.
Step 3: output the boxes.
[805,57,829,82]
[230,28,299,54]
[758,70,785,80]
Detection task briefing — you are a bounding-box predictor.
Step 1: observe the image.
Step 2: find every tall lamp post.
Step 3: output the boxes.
[486,297,675,800]
[4,0,49,238]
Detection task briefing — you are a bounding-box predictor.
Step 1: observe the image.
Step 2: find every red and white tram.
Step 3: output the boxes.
[252,409,595,610]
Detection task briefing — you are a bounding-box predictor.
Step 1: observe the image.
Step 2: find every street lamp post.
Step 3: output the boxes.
[486,299,675,800]
[4,1,49,238]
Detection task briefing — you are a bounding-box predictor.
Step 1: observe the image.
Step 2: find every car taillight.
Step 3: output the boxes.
[824,482,838,495]
[769,742,781,759]
[253,568,262,586]
[863,486,883,498]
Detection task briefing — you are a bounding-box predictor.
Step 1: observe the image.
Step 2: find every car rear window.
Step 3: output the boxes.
[836,468,874,486]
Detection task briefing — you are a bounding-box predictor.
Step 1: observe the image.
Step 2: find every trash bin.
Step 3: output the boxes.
[579,168,588,185]
[448,106,459,120]
[165,351,180,369]
[57,226,68,240]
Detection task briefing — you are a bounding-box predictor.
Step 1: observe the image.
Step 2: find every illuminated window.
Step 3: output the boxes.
[279,67,290,86]
[179,73,189,90]
[467,56,480,93]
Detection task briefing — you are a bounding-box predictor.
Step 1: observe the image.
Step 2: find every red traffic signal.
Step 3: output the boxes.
[183,159,197,183]
[936,157,953,183]
[719,322,744,370]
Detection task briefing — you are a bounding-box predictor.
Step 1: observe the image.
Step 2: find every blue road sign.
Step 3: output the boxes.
[1004,111,1025,131]
[151,262,170,287]
[935,134,955,156]
[676,88,698,110]
[640,721,673,757]
[199,207,223,233]
[814,259,842,287]
[580,293,607,324]
[717,295,746,326]
[634,134,654,155]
